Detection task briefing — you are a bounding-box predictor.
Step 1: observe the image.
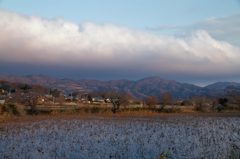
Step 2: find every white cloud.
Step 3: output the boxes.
[0,9,240,77]
[177,13,240,46]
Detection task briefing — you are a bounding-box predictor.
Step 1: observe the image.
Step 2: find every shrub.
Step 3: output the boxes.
[24,108,39,115]
[218,98,229,107]
[92,107,100,113]
[133,100,141,105]
[191,95,206,111]
[0,103,20,116]
[74,107,113,114]
[216,106,223,112]
[0,104,4,114]
[180,100,192,106]
[194,105,204,112]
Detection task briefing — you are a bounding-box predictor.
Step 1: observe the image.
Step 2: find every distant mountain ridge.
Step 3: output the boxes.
[225,85,240,91]
[205,82,240,89]
[0,74,231,99]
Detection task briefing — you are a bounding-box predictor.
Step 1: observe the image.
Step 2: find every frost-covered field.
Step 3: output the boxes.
[0,114,240,159]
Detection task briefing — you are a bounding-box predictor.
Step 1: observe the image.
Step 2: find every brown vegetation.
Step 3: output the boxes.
[160,92,173,110]
[191,95,206,111]
[1,80,240,120]
[145,95,158,109]
[226,90,240,108]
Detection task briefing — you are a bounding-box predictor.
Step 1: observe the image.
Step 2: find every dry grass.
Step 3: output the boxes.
[0,103,239,123]
[1,111,239,124]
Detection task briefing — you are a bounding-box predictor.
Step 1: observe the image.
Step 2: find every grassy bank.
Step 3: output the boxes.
[1,103,239,123]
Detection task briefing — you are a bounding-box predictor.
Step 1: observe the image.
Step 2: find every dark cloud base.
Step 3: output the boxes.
[1,62,239,86]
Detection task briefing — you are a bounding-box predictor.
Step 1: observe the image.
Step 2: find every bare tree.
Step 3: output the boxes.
[191,95,206,111]
[119,93,133,111]
[88,92,100,98]
[109,92,121,113]
[145,95,158,109]
[226,90,240,108]
[103,91,133,112]
[27,93,40,110]
[160,92,173,110]
[72,91,84,102]
[207,96,218,110]
[7,93,25,104]
[141,97,147,107]
[59,92,65,107]
[21,84,38,110]
[104,90,112,100]
[20,84,47,114]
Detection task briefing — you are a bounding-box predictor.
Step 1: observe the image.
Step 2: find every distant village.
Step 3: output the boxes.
[0,81,144,109]
[0,89,132,105]
[1,80,240,113]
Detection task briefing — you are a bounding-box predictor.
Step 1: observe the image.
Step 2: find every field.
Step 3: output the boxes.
[0,114,240,159]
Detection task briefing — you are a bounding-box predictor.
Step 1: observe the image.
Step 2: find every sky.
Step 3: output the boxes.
[0,0,240,86]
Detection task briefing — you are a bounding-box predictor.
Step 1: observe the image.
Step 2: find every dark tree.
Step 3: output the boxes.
[50,89,60,98]
[1,84,11,91]
[88,95,93,103]
[218,98,229,107]
[21,84,32,91]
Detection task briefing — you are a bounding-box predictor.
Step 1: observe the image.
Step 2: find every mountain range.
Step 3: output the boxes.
[0,74,239,99]
[205,82,240,89]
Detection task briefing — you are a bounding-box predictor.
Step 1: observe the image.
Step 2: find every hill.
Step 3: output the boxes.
[0,80,49,95]
[0,74,224,99]
[205,82,240,89]
[225,85,240,91]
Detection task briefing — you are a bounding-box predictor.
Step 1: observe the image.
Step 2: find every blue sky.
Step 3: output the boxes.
[1,0,240,33]
[0,0,240,86]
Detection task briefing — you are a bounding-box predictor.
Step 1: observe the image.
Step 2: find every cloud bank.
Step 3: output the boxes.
[146,13,240,47]
[178,13,240,46]
[0,9,240,80]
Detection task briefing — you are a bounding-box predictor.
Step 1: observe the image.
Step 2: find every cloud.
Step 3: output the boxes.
[177,13,240,46]
[0,9,240,79]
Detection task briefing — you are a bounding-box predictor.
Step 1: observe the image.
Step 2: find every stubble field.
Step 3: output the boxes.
[0,113,240,159]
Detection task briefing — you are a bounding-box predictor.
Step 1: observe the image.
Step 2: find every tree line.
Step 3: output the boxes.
[1,80,240,114]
